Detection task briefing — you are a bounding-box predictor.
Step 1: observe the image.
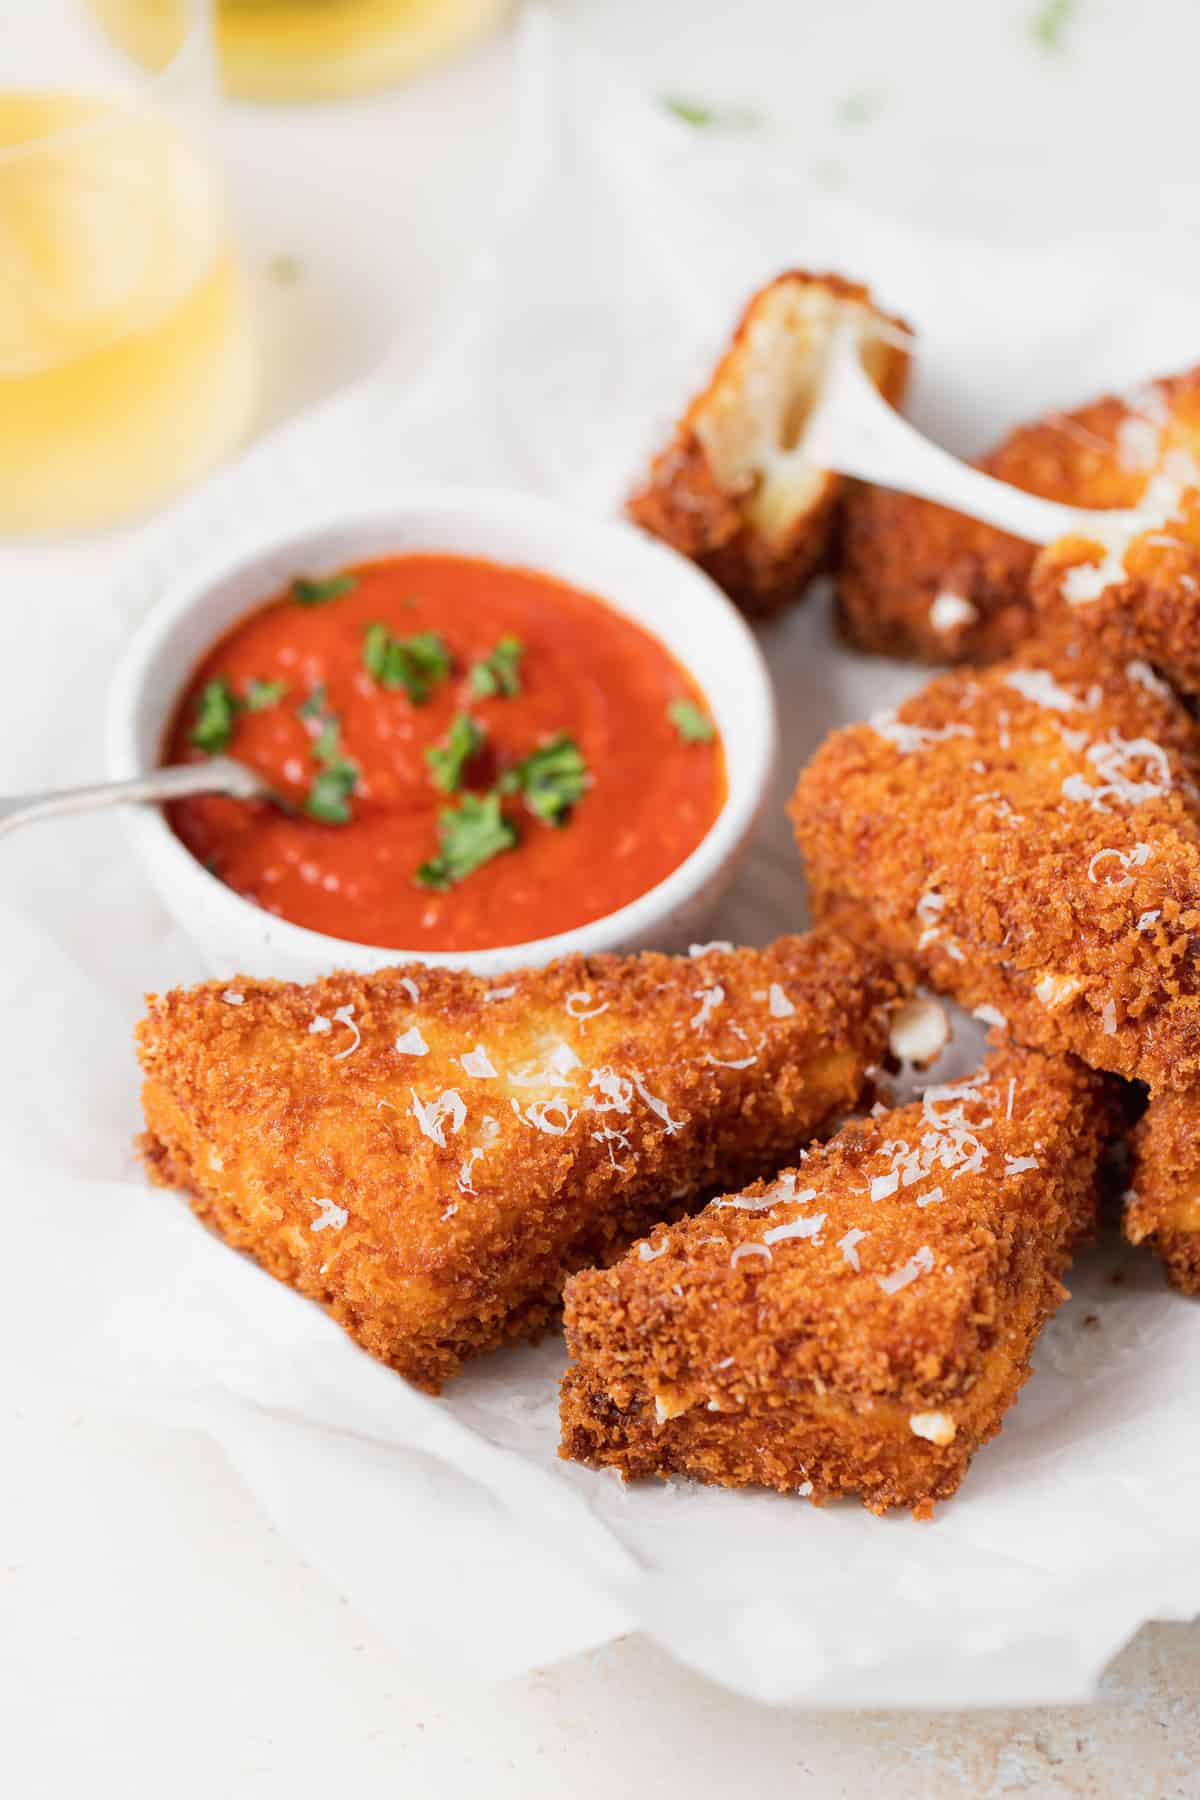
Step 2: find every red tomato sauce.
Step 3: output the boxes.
[164,553,727,951]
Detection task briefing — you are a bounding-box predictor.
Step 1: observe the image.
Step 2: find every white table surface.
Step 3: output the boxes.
[6,4,1200,1793]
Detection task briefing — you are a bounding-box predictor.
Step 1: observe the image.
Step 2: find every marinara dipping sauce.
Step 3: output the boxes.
[164,553,727,951]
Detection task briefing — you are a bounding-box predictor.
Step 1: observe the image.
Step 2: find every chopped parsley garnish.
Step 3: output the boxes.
[834,90,885,128]
[416,792,517,890]
[191,677,240,754]
[668,698,716,744]
[305,762,358,825]
[469,636,525,699]
[499,734,588,826]
[299,694,358,824]
[244,677,288,712]
[662,95,763,130]
[425,713,484,795]
[362,623,451,703]
[1030,0,1076,52]
[311,715,342,765]
[291,572,357,607]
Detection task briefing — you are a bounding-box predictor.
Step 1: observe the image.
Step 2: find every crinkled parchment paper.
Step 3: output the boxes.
[3,13,1199,1706]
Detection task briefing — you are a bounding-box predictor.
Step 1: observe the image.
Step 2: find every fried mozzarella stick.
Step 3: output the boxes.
[789,628,1200,1093]
[136,934,908,1391]
[627,271,909,618]
[1125,1087,1200,1294]
[1033,478,1200,697]
[560,1048,1116,1515]
[838,365,1200,665]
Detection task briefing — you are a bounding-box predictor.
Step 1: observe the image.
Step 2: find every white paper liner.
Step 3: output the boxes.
[4,12,1200,1706]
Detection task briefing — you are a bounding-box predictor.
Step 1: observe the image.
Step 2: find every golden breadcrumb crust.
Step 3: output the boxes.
[837,366,1200,665]
[1034,482,1200,697]
[136,933,908,1391]
[789,624,1200,1094]
[560,1046,1117,1515]
[1126,1085,1200,1293]
[627,271,909,619]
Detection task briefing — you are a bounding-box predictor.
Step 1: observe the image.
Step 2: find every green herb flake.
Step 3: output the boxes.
[291,572,357,608]
[835,90,884,128]
[1030,0,1076,52]
[469,635,525,699]
[298,682,328,721]
[362,623,451,703]
[244,677,288,712]
[416,791,517,890]
[499,734,589,826]
[668,698,716,744]
[426,713,485,795]
[190,677,241,754]
[305,762,358,825]
[311,716,342,766]
[662,95,763,130]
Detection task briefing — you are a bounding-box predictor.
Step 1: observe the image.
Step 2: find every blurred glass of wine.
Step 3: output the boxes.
[87,0,514,102]
[0,5,256,536]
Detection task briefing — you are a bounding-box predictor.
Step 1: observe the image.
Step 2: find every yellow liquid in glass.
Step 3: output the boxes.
[0,92,256,534]
[87,0,513,102]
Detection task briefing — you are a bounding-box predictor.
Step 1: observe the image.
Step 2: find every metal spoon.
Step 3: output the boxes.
[803,320,1154,547]
[0,756,278,838]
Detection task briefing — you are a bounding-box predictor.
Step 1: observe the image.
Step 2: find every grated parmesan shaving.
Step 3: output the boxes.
[330,1004,361,1061]
[460,1044,498,1079]
[394,1026,429,1056]
[762,1212,826,1245]
[1087,843,1152,887]
[973,1004,1008,1030]
[689,941,733,956]
[730,1242,773,1267]
[566,989,609,1021]
[690,984,725,1030]
[876,1245,934,1295]
[410,1087,467,1146]
[513,1098,578,1135]
[221,989,244,1006]
[398,976,420,1004]
[483,985,516,1003]
[309,1196,348,1232]
[1004,1154,1039,1175]
[1003,668,1090,714]
[638,1240,668,1262]
[870,710,973,753]
[767,983,795,1018]
[838,1227,867,1271]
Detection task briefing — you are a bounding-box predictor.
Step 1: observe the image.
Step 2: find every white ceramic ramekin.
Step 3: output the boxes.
[106,488,778,980]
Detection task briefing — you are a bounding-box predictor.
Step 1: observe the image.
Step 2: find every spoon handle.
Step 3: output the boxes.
[806,325,1148,547]
[0,757,272,838]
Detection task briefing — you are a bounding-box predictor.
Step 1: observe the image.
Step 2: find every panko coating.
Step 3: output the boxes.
[560,1046,1117,1516]
[627,271,909,618]
[837,366,1200,665]
[136,934,908,1391]
[1033,473,1200,697]
[789,625,1200,1094]
[1125,1085,1200,1293]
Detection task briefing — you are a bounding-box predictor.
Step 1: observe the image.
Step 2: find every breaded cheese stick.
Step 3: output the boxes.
[1125,1086,1200,1293]
[627,271,909,618]
[838,366,1200,665]
[1033,477,1200,697]
[789,627,1200,1093]
[560,1047,1116,1515]
[136,934,908,1391]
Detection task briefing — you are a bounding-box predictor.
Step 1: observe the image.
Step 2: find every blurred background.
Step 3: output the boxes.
[3,0,1187,536]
